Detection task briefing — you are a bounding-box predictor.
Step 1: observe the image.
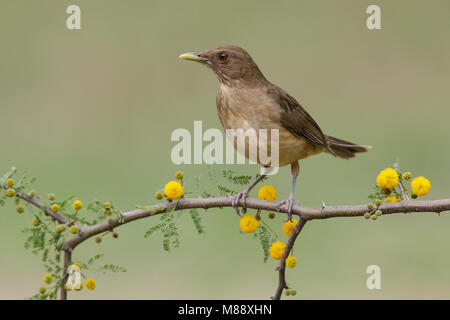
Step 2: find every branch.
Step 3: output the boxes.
[62,197,450,250]
[272,217,307,300]
[3,186,71,225]
[60,250,72,300]
[12,185,450,300]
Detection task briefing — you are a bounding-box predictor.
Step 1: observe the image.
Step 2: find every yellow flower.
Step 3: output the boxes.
[269,241,286,260]
[258,185,277,201]
[239,214,260,233]
[411,176,431,197]
[376,168,399,190]
[104,202,112,208]
[285,256,297,268]
[164,181,183,200]
[155,191,163,200]
[32,218,40,227]
[72,200,83,211]
[51,204,60,213]
[16,206,24,214]
[6,188,15,197]
[6,178,14,187]
[85,278,96,290]
[283,219,298,236]
[43,273,53,284]
[70,225,79,234]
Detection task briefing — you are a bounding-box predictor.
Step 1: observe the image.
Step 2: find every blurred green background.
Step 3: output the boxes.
[1,0,450,299]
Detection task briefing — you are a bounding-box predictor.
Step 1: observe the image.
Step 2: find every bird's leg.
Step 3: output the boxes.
[277,161,299,221]
[232,173,267,215]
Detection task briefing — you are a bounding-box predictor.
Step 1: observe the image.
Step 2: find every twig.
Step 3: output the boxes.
[3,186,72,225]
[272,217,307,300]
[399,181,410,201]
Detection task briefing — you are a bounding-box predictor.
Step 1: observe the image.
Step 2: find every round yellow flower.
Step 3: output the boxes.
[285,256,297,268]
[104,202,112,208]
[43,273,53,284]
[283,219,298,236]
[85,278,96,290]
[72,200,83,211]
[155,191,163,200]
[376,168,399,190]
[164,181,183,200]
[258,185,277,201]
[269,241,286,260]
[6,188,15,197]
[239,214,260,233]
[70,225,79,234]
[51,204,60,213]
[6,178,14,187]
[411,176,431,197]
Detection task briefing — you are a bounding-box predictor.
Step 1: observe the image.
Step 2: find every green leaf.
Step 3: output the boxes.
[100,264,127,273]
[189,209,205,234]
[144,223,165,238]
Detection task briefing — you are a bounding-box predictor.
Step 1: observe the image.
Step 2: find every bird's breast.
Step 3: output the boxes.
[216,84,280,130]
[216,84,323,167]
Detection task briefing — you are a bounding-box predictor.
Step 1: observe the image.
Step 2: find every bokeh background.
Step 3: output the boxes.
[1,0,450,299]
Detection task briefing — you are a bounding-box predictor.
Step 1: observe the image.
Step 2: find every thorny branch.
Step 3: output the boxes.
[7,186,450,300]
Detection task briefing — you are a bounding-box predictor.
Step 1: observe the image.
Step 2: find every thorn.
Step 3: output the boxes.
[322,201,326,209]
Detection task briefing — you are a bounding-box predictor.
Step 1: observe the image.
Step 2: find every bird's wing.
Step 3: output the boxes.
[267,84,335,154]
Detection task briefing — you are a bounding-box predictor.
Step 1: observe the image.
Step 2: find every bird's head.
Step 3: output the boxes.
[179,45,265,86]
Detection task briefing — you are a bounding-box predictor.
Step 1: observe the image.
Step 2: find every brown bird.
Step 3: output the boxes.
[179,45,370,218]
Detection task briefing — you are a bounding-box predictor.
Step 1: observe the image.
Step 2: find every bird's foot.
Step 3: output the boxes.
[232,190,249,216]
[276,198,297,221]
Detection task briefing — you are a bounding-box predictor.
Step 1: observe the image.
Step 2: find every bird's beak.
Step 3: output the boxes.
[178,52,208,62]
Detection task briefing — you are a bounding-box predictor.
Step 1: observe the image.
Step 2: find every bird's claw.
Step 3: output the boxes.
[232,191,249,216]
[277,198,296,221]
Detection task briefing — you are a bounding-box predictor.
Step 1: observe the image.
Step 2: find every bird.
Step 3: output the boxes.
[179,45,370,219]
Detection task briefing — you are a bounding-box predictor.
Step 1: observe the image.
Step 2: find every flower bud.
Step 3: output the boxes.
[175,171,184,180]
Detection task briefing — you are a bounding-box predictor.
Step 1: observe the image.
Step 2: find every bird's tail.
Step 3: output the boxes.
[326,135,371,159]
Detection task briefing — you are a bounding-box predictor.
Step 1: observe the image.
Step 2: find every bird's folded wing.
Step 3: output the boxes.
[268,84,335,155]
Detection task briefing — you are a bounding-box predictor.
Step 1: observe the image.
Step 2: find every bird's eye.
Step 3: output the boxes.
[218,52,229,61]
